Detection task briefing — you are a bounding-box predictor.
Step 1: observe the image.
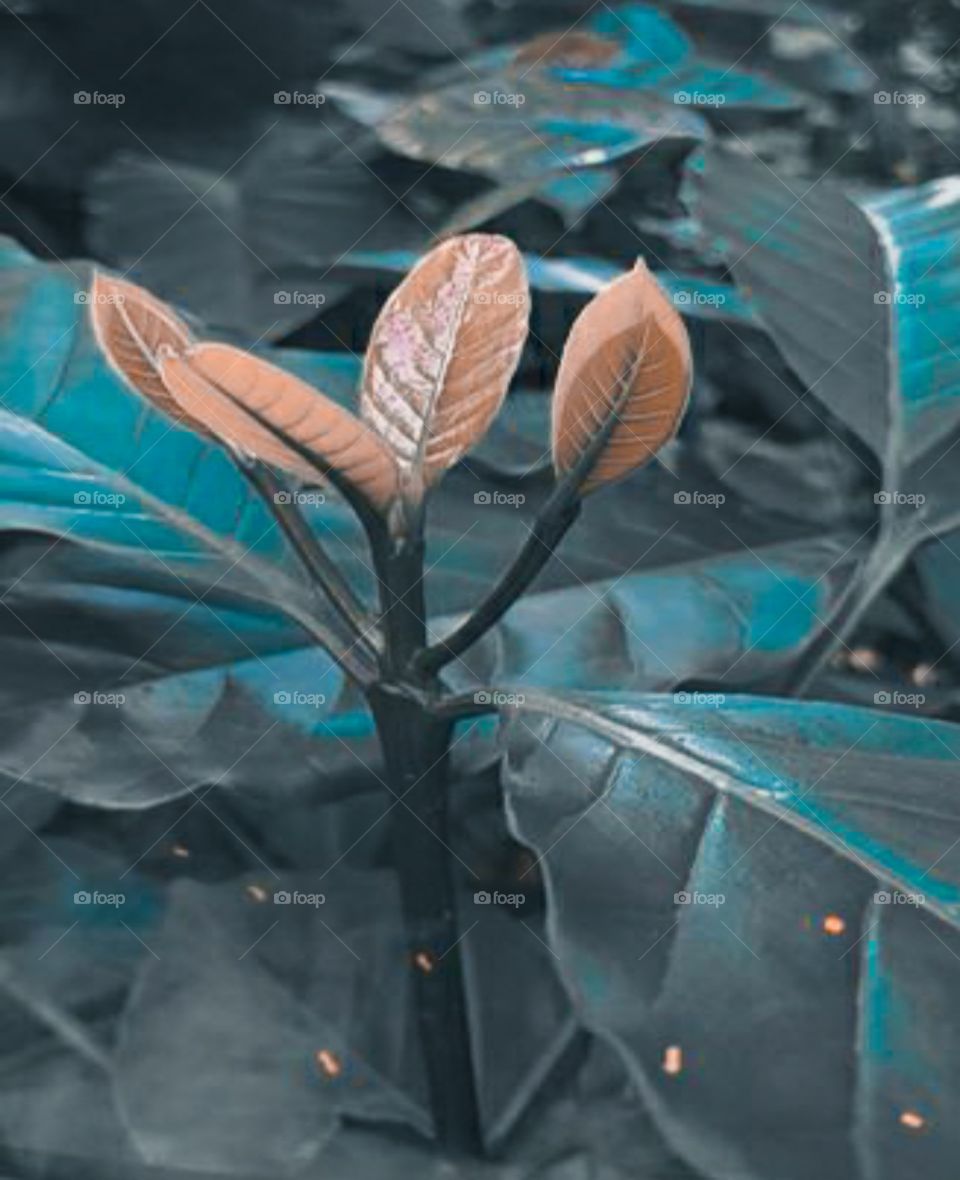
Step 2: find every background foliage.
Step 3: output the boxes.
[3,0,960,1176]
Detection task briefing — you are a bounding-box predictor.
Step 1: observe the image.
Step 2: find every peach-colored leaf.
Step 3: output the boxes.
[89,272,193,418]
[552,260,691,493]
[161,343,399,510]
[360,233,529,509]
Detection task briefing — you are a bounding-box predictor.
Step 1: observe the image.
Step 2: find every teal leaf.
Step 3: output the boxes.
[700,150,960,681]
[502,692,960,1180]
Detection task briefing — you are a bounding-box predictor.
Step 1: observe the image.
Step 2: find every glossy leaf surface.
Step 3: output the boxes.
[502,693,960,1180]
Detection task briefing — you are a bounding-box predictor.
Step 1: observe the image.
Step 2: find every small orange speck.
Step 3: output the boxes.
[314,1049,342,1078]
[847,647,881,673]
[414,951,435,974]
[662,1045,683,1076]
[900,1110,926,1132]
[245,884,268,903]
[170,843,190,859]
[823,914,846,936]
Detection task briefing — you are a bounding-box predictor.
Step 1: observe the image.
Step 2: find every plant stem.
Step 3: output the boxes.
[368,521,482,1154]
[789,537,903,697]
[413,486,581,678]
[239,460,379,659]
[369,687,482,1154]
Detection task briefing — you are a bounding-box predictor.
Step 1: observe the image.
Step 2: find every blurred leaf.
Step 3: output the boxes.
[700,150,960,680]
[502,692,960,1180]
[445,528,857,706]
[86,119,422,339]
[536,167,621,225]
[116,871,430,1173]
[376,67,706,184]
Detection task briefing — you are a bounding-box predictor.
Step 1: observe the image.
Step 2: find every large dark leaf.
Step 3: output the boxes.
[115,871,430,1173]
[700,150,960,679]
[502,692,960,1180]
[375,65,706,185]
[0,238,381,805]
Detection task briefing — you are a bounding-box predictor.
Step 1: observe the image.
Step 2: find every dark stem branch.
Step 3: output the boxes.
[367,513,482,1155]
[240,459,380,660]
[413,484,582,678]
[368,689,482,1154]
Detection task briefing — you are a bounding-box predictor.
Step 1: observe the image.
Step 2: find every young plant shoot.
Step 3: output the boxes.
[90,233,692,1155]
